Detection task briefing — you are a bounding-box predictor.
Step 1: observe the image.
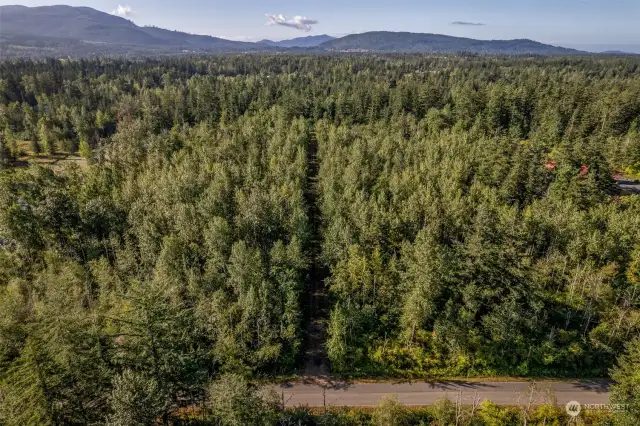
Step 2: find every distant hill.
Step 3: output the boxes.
[0,6,587,58]
[1,5,164,45]
[601,50,638,55]
[563,44,640,54]
[0,5,267,57]
[257,35,335,48]
[317,31,582,55]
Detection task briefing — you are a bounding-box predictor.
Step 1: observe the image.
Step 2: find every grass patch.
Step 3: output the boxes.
[11,140,88,171]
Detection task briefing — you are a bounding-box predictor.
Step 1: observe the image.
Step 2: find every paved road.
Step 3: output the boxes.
[614,176,640,195]
[617,180,640,195]
[268,380,611,407]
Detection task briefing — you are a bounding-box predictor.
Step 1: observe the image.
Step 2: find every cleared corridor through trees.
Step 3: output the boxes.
[303,126,330,376]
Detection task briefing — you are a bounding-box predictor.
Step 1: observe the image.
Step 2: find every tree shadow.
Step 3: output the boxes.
[427,381,499,390]
[280,376,353,391]
[570,380,612,394]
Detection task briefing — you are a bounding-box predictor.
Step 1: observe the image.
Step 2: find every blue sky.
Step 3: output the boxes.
[3,0,639,50]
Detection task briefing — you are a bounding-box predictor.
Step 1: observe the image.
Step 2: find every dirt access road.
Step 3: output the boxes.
[269,379,611,407]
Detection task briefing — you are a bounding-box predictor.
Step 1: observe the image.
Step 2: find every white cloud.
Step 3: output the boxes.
[265,14,318,32]
[451,21,485,26]
[112,5,135,17]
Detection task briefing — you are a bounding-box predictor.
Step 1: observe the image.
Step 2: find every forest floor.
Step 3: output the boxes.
[9,140,88,171]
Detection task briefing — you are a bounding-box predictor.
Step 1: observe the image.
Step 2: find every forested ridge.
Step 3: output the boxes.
[0,55,640,425]
[0,6,582,59]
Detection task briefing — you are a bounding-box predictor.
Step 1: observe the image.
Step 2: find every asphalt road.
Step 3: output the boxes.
[617,179,640,195]
[269,379,611,407]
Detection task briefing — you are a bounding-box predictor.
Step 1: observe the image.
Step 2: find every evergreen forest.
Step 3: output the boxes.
[0,55,640,425]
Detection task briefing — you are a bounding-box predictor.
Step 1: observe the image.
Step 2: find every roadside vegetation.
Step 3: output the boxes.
[170,381,618,425]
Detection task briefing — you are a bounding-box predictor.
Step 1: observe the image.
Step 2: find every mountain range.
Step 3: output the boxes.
[257,35,336,48]
[0,5,264,55]
[0,5,586,58]
[320,32,580,55]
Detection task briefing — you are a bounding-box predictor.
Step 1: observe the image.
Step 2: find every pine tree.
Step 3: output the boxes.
[610,338,640,426]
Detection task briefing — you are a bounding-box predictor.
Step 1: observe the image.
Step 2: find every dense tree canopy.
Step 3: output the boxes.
[0,54,639,424]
